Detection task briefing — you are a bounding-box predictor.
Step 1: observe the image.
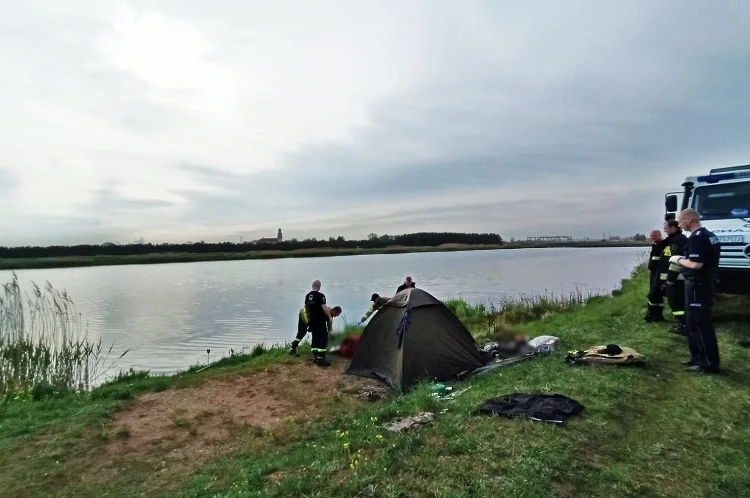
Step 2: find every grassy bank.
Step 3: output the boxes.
[2,265,749,497]
[0,241,648,271]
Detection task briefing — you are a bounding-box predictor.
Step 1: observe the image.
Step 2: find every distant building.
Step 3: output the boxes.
[256,228,283,244]
[526,236,573,243]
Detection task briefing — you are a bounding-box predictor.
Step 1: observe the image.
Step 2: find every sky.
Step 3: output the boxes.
[1,0,750,246]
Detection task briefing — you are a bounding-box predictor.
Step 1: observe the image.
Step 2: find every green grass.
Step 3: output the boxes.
[1,264,749,497]
[0,241,648,270]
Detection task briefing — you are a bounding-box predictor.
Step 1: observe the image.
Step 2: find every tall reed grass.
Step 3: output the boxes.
[0,272,127,396]
[444,288,592,339]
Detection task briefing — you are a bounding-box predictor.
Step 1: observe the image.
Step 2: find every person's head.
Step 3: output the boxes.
[330,306,342,317]
[649,230,662,243]
[312,280,321,291]
[370,293,379,302]
[404,276,413,285]
[663,219,680,235]
[677,208,701,232]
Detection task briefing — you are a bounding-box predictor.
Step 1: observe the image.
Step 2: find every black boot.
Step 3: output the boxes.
[673,318,687,336]
[313,351,331,367]
[289,340,300,356]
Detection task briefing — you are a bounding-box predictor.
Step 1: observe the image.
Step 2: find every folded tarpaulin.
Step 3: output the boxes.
[472,393,584,424]
[565,344,644,365]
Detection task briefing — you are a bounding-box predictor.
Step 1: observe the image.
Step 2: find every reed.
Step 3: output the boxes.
[0,272,127,396]
[444,288,592,339]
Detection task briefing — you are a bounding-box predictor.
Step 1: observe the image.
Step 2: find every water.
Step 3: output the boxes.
[1,247,646,377]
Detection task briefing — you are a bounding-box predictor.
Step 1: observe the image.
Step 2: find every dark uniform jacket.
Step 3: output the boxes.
[660,230,688,282]
[649,241,666,274]
[682,228,721,281]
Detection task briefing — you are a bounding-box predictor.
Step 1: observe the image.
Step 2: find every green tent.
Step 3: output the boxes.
[344,287,487,391]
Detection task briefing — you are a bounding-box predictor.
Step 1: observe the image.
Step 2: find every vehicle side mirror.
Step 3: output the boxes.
[665,195,678,213]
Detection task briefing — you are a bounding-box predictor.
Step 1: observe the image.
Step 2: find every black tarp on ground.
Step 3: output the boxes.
[344,287,487,391]
[472,393,584,424]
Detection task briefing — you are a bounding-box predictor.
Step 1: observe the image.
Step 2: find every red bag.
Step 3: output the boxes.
[339,336,361,357]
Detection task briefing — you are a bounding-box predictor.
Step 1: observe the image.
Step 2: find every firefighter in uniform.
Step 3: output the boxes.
[304,279,333,367]
[670,209,721,373]
[289,305,341,356]
[660,220,688,335]
[645,229,667,322]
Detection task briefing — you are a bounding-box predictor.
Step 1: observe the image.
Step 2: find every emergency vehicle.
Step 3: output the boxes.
[664,164,750,294]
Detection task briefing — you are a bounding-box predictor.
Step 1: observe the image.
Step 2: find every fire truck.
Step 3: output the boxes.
[664,164,750,294]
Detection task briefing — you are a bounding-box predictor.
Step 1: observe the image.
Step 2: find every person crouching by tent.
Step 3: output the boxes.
[359,293,391,324]
[290,303,341,358]
[396,276,416,294]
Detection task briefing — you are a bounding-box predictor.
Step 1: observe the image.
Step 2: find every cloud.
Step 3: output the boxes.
[1,1,750,245]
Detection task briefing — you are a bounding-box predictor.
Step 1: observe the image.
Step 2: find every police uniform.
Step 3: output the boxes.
[681,227,721,372]
[645,239,667,321]
[661,229,688,334]
[305,289,331,366]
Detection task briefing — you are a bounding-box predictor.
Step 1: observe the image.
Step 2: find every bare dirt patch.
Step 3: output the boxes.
[104,355,381,464]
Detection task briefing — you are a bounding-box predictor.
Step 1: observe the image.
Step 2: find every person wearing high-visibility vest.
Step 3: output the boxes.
[645,229,667,322]
[660,219,688,335]
[289,301,341,357]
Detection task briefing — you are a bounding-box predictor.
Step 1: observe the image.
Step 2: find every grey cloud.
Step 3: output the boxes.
[4,2,750,245]
[84,186,175,221]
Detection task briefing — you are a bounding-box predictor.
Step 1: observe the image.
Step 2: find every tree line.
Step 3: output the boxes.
[0,232,504,259]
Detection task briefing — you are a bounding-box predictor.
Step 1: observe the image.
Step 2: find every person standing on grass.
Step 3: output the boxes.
[670,208,721,373]
[304,279,333,367]
[396,276,416,294]
[645,229,667,322]
[290,305,341,356]
[660,219,688,335]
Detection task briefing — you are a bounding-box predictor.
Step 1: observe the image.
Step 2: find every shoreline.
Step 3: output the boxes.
[0,240,649,271]
[2,267,750,496]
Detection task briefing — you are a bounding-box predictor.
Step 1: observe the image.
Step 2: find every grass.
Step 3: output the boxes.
[0,240,648,270]
[1,264,749,497]
[444,288,592,341]
[0,273,127,396]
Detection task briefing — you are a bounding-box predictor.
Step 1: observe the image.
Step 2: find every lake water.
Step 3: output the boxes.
[1,247,646,378]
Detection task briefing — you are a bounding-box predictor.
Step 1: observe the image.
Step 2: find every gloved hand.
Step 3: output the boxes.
[669,255,683,264]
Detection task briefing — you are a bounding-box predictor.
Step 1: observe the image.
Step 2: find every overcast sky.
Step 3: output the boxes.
[2,1,749,246]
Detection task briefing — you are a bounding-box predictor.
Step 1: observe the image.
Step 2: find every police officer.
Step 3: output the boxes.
[661,219,688,335]
[645,229,667,322]
[670,209,721,373]
[304,279,333,367]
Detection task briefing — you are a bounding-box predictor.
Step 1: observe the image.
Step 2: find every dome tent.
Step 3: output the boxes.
[344,287,487,391]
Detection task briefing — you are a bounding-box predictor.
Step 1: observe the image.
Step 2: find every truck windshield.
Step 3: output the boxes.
[693,182,750,220]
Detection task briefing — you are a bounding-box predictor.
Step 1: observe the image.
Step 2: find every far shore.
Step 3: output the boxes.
[0,240,649,271]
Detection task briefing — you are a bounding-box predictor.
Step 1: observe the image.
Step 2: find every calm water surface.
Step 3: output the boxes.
[1,247,646,377]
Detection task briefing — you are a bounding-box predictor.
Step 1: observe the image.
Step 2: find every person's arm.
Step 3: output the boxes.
[666,238,687,281]
[360,305,376,323]
[323,303,333,331]
[671,236,704,270]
